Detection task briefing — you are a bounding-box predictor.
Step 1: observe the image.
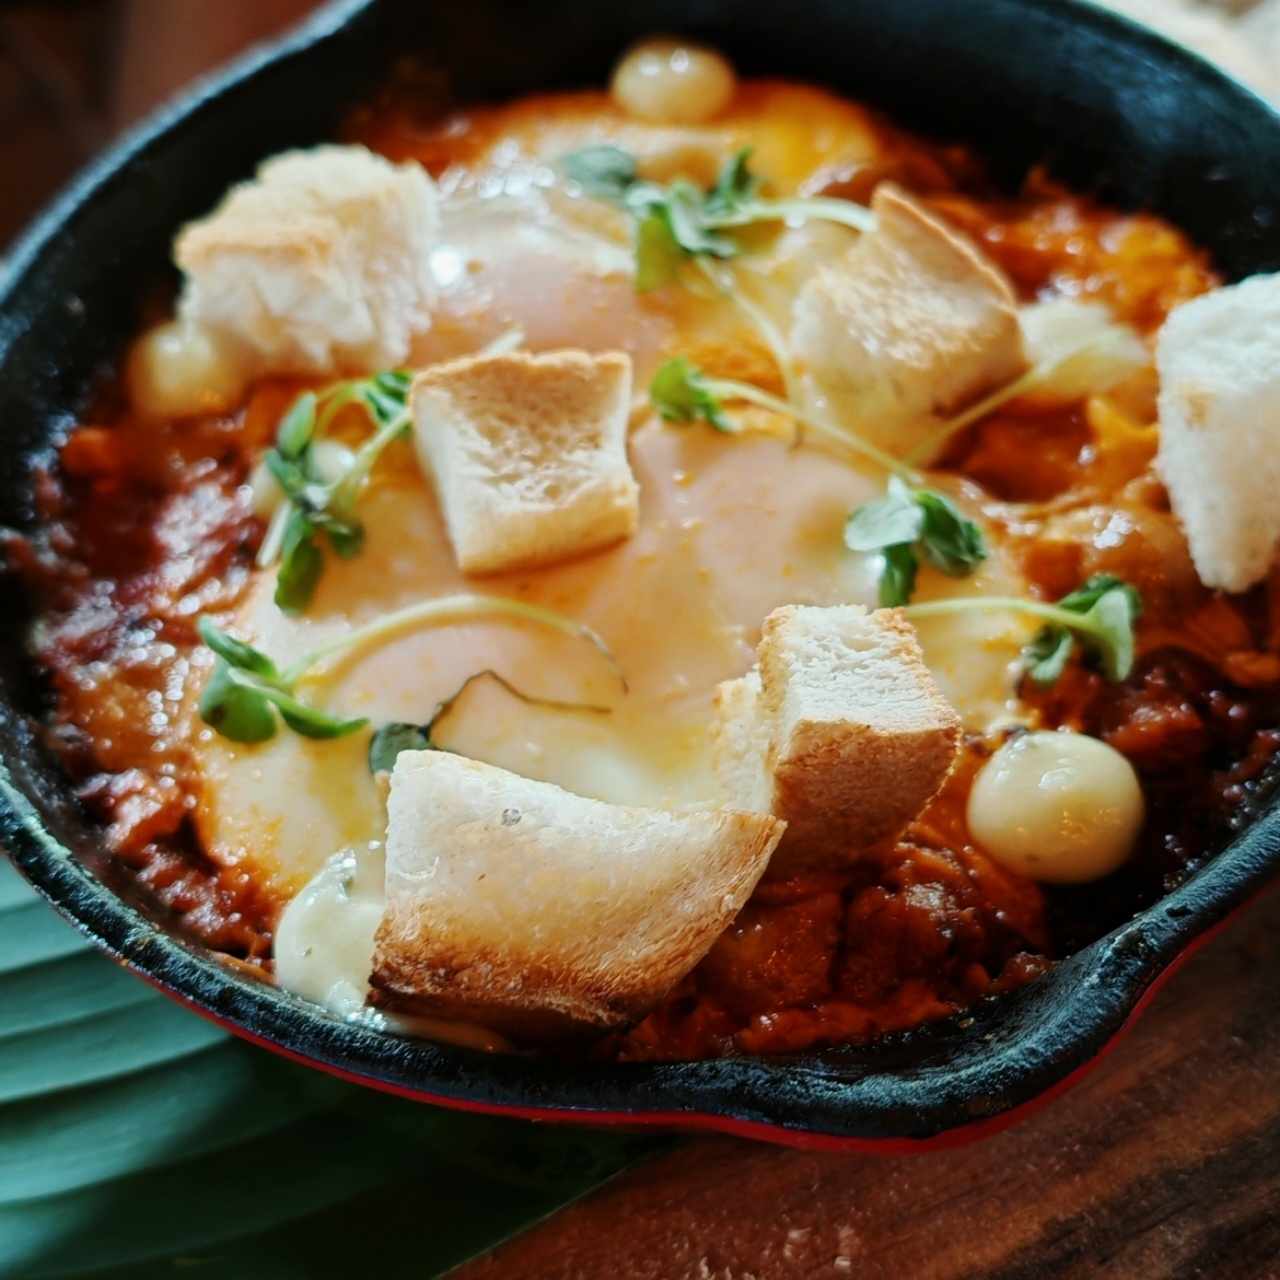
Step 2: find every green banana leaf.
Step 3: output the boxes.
[0,860,662,1278]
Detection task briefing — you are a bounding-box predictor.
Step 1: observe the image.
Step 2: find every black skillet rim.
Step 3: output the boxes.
[2,0,1280,1145]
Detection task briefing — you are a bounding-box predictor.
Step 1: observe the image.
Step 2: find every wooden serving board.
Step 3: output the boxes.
[458,888,1280,1279]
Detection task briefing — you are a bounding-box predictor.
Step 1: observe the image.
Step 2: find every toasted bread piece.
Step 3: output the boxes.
[714,604,961,875]
[1156,273,1280,593]
[371,752,785,1038]
[411,349,640,575]
[176,145,439,375]
[791,183,1026,462]
[711,670,772,815]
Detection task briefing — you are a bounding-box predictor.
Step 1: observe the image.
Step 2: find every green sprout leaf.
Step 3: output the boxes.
[266,693,368,740]
[276,391,317,459]
[367,722,434,774]
[878,544,920,608]
[258,370,416,612]
[369,367,413,401]
[264,448,310,504]
[1023,626,1076,687]
[562,145,873,291]
[649,357,736,432]
[634,210,687,291]
[660,181,738,258]
[195,617,369,745]
[916,490,988,576]
[198,596,623,749]
[627,176,745,290]
[843,478,925,553]
[845,478,986,606]
[561,144,640,202]
[196,615,277,679]
[899,576,1143,688]
[197,662,278,743]
[698,148,875,234]
[705,147,760,215]
[1024,575,1143,685]
[323,517,365,559]
[275,508,324,614]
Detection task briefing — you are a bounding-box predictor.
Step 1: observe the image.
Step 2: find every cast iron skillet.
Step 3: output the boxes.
[3,0,1280,1149]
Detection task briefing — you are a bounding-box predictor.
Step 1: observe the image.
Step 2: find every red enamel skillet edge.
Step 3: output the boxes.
[2,0,1280,1147]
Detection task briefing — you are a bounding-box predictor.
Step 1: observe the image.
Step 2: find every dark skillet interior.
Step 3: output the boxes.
[3,0,1280,1143]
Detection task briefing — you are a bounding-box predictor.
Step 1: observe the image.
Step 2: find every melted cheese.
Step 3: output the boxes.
[408,184,678,379]
[274,844,512,1050]
[193,420,1032,895]
[272,846,384,1017]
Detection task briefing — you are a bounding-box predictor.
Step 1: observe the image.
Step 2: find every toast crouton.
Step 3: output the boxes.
[412,349,640,575]
[714,604,961,875]
[176,145,439,375]
[370,752,785,1038]
[791,183,1025,462]
[1156,273,1280,593]
[711,670,772,815]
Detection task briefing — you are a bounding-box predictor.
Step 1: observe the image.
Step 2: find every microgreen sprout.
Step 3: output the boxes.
[648,356,917,479]
[561,145,640,202]
[561,146,874,291]
[844,477,987,606]
[901,574,1142,686]
[197,615,368,743]
[1019,574,1143,685]
[197,594,624,746]
[649,357,737,433]
[907,326,1150,465]
[256,370,413,612]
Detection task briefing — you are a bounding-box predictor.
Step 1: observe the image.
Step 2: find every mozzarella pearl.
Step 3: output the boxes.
[273,848,384,1018]
[127,319,250,419]
[967,730,1144,884]
[611,39,736,124]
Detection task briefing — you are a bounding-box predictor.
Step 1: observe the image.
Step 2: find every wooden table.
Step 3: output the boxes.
[458,891,1280,1279]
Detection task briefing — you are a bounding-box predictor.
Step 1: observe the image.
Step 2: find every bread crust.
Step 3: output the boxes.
[370,753,784,1039]
[412,349,640,576]
[175,145,439,374]
[716,604,961,876]
[791,182,1026,463]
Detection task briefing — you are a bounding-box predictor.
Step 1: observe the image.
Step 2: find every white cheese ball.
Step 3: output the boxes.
[127,318,251,419]
[273,848,384,1019]
[967,730,1144,884]
[610,38,736,124]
